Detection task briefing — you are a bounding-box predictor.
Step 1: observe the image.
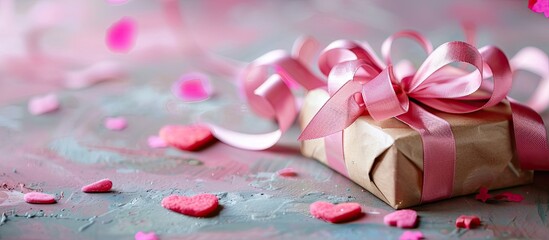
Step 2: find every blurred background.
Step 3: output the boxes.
[1,0,548,106]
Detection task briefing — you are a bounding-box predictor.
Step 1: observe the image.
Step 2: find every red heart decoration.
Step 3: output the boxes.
[455,215,481,229]
[384,209,418,228]
[161,193,219,217]
[309,201,362,223]
[81,179,113,193]
[159,125,216,151]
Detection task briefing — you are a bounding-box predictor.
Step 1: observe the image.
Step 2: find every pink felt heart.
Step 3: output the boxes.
[309,201,362,223]
[400,230,424,240]
[384,209,418,228]
[161,193,219,217]
[24,192,56,204]
[106,17,136,53]
[28,94,60,115]
[81,179,113,193]
[455,215,481,229]
[147,135,168,149]
[159,125,215,151]
[475,187,491,203]
[277,167,297,177]
[494,192,524,202]
[105,117,127,131]
[134,231,158,240]
[171,73,213,102]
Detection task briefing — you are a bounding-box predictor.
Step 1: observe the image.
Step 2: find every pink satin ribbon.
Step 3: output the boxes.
[210,31,549,203]
[299,31,549,203]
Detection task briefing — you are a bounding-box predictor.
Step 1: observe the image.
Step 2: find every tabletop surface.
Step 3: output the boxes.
[1,1,549,239]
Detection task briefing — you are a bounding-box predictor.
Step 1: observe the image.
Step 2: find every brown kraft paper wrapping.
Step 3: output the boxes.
[299,89,533,209]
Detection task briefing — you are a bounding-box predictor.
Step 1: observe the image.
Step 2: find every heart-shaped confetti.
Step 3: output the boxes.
[159,125,215,151]
[28,93,60,115]
[147,135,168,148]
[24,192,56,204]
[135,231,158,240]
[81,179,113,193]
[455,215,480,229]
[494,192,524,202]
[475,187,491,203]
[161,193,219,217]
[383,209,418,228]
[105,117,127,131]
[106,17,136,53]
[277,168,297,177]
[400,230,424,240]
[309,201,362,223]
[171,73,213,102]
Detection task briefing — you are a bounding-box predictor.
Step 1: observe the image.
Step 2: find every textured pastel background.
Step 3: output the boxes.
[1,1,549,239]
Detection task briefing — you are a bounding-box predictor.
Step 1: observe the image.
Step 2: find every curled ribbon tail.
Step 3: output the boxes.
[298,80,364,140]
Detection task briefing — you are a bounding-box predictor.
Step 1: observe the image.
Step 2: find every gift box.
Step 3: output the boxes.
[299,89,533,209]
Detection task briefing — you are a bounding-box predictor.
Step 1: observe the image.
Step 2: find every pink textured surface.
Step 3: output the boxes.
[159,125,215,151]
[81,179,113,193]
[309,201,362,223]
[383,210,418,228]
[161,194,219,217]
[24,192,57,204]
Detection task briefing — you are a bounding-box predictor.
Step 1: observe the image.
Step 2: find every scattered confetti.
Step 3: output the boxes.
[135,231,159,240]
[81,179,113,193]
[105,117,127,131]
[171,73,213,102]
[456,215,481,229]
[24,192,56,204]
[277,168,297,177]
[383,209,418,228]
[494,192,524,202]
[106,17,136,53]
[28,93,60,115]
[400,230,424,240]
[161,193,219,217]
[475,187,524,203]
[309,201,362,223]
[147,135,168,148]
[532,0,549,18]
[159,125,215,151]
[475,187,491,203]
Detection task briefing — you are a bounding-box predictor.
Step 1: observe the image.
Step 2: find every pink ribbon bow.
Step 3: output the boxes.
[299,31,549,203]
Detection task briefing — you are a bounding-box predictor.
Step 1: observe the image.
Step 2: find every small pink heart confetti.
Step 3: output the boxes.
[475,187,491,203]
[81,179,113,193]
[399,230,424,240]
[456,215,481,229]
[105,117,127,131]
[532,0,549,18]
[309,201,362,223]
[106,17,136,53]
[161,193,219,217]
[28,93,60,115]
[147,135,168,149]
[24,192,56,204]
[383,209,418,228]
[171,73,213,102]
[277,168,297,177]
[494,192,524,202]
[135,231,159,240]
[159,125,216,151]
